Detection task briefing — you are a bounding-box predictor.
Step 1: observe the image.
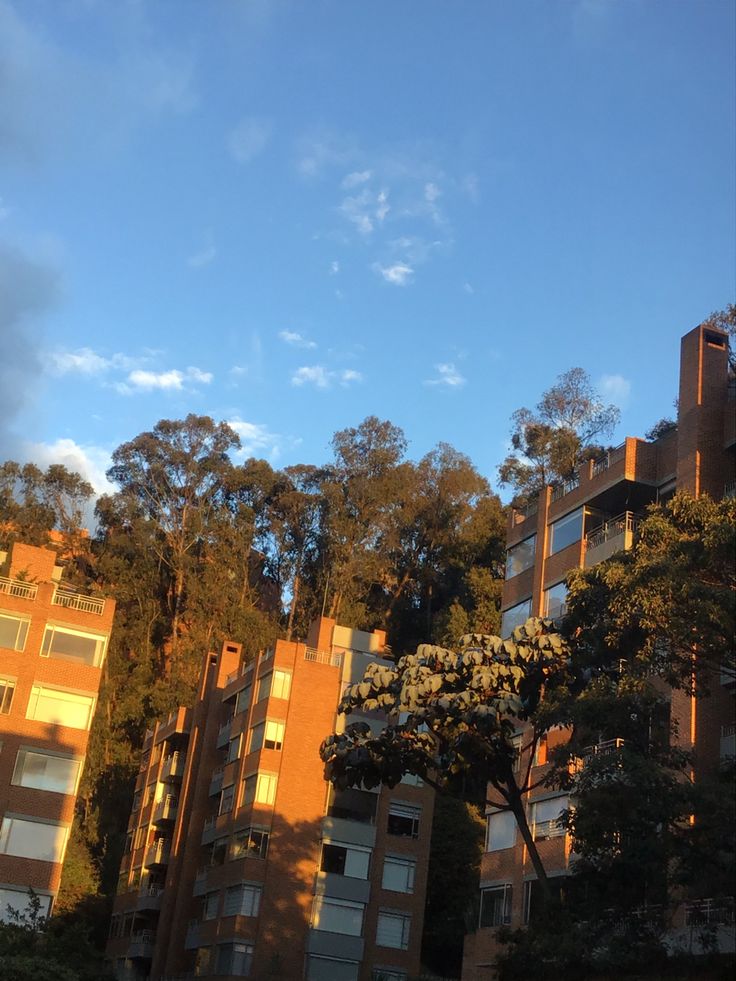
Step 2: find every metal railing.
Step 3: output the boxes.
[0,576,37,600]
[551,472,580,502]
[145,841,170,866]
[722,723,736,739]
[304,647,343,667]
[592,443,626,478]
[130,929,156,944]
[685,897,735,926]
[725,480,736,500]
[585,512,639,550]
[533,819,566,840]
[51,588,105,614]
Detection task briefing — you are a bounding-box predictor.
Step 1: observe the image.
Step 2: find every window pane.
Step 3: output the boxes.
[236,686,251,715]
[0,678,16,714]
[264,720,284,750]
[544,582,568,619]
[272,671,291,700]
[257,674,271,701]
[307,956,360,981]
[532,797,568,839]
[0,614,29,652]
[376,911,410,949]
[41,626,106,667]
[26,686,95,730]
[312,897,364,936]
[0,817,68,862]
[382,856,415,893]
[203,892,219,920]
[387,803,420,838]
[223,884,261,917]
[549,508,583,555]
[255,773,277,804]
[505,536,536,579]
[0,887,51,924]
[479,885,512,927]
[486,811,516,851]
[500,599,532,638]
[12,750,81,794]
[249,723,265,753]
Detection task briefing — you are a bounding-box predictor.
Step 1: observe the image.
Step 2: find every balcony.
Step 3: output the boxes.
[153,795,179,824]
[569,738,625,775]
[591,443,626,478]
[161,751,185,782]
[144,840,170,868]
[725,480,736,500]
[551,472,580,503]
[685,898,735,927]
[584,512,639,567]
[136,885,164,911]
[721,723,735,759]
[51,587,106,615]
[0,576,37,600]
[128,929,156,959]
[304,647,343,667]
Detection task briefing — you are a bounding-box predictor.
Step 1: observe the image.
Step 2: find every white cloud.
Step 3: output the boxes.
[227,418,280,458]
[330,260,340,275]
[279,329,317,349]
[425,182,440,203]
[425,362,466,388]
[227,116,271,164]
[341,170,372,189]
[48,347,137,376]
[599,373,631,407]
[118,365,213,393]
[376,189,390,223]
[375,261,414,286]
[23,437,114,497]
[291,365,361,389]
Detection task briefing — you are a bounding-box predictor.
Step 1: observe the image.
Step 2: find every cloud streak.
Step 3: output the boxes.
[279,329,317,349]
[117,366,213,394]
[291,365,363,389]
[424,362,466,388]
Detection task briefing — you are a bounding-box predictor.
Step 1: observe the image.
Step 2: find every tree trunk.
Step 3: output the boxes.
[286,565,300,641]
[508,790,551,899]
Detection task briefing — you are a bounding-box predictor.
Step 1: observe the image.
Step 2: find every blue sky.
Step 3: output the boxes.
[1,0,734,501]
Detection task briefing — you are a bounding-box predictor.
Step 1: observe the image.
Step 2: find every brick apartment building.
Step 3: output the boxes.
[0,541,115,921]
[107,617,433,981]
[462,322,736,979]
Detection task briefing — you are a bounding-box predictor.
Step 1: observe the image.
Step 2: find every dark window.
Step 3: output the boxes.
[479,884,512,927]
[387,803,420,839]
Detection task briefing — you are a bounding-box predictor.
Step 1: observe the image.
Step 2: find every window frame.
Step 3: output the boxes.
[479,883,512,928]
[548,507,583,556]
[25,685,96,731]
[11,748,83,796]
[381,854,416,893]
[0,611,30,652]
[376,908,411,950]
[387,802,421,839]
[486,809,517,852]
[505,534,536,579]
[40,623,107,668]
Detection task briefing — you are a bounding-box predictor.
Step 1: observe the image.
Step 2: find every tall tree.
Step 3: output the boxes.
[498,368,620,504]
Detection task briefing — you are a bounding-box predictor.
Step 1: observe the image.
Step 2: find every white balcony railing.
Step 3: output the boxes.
[51,588,105,615]
[304,648,343,667]
[0,576,37,600]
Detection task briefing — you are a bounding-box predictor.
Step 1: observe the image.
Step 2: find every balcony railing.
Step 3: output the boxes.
[51,588,105,615]
[685,898,735,926]
[304,647,343,667]
[592,443,626,478]
[0,576,37,600]
[161,751,185,781]
[586,512,638,551]
[725,480,736,500]
[551,472,580,503]
[144,840,170,867]
[154,795,178,822]
[570,738,625,774]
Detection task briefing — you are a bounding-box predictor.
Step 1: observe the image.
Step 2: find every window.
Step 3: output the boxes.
[387,802,420,839]
[12,749,82,795]
[382,855,415,893]
[500,598,532,638]
[215,942,254,977]
[134,827,147,850]
[533,734,548,766]
[257,670,291,702]
[194,947,212,977]
[544,581,568,620]
[307,957,360,981]
[231,827,269,860]
[0,612,30,652]
[0,816,68,862]
[219,784,235,815]
[505,535,536,579]
[236,686,251,716]
[40,624,107,667]
[548,508,583,556]
[26,686,96,730]
[223,883,261,917]
[241,772,277,807]
[320,841,371,879]
[226,734,242,764]
[376,909,411,949]
[327,787,378,824]
[486,810,516,851]
[0,677,15,714]
[371,971,407,981]
[531,796,568,840]
[132,790,142,811]
[311,896,364,936]
[0,887,51,925]
[479,884,512,927]
[203,891,219,920]
[249,719,285,753]
[209,837,228,866]
[523,877,569,924]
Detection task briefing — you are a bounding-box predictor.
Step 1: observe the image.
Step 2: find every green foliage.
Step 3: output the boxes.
[0,461,94,548]
[498,367,620,503]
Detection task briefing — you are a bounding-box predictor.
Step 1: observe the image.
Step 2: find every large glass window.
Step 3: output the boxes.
[531,796,568,840]
[382,855,415,893]
[249,720,285,753]
[40,625,107,667]
[226,734,242,764]
[479,884,512,927]
[231,827,269,860]
[387,802,420,839]
[307,956,359,981]
[203,892,219,920]
[548,508,583,556]
[0,816,68,862]
[0,612,30,652]
[544,581,568,619]
[223,883,261,917]
[320,841,371,879]
[257,670,291,702]
[486,810,516,851]
[505,535,536,579]
[215,942,254,977]
[26,686,96,730]
[500,598,532,638]
[312,896,364,936]
[241,772,277,807]
[0,887,51,924]
[12,750,82,795]
[219,784,235,815]
[236,686,251,716]
[0,677,16,714]
[376,909,411,949]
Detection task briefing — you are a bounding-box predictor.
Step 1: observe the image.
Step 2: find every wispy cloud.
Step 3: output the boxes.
[374,261,413,286]
[227,116,271,164]
[329,260,340,275]
[341,169,372,189]
[297,131,356,178]
[425,362,466,388]
[227,418,280,458]
[117,365,213,394]
[187,231,217,268]
[279,329,317,349]
[599,373,631,407]
[48,347,136,375]
[291,365,362,389]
